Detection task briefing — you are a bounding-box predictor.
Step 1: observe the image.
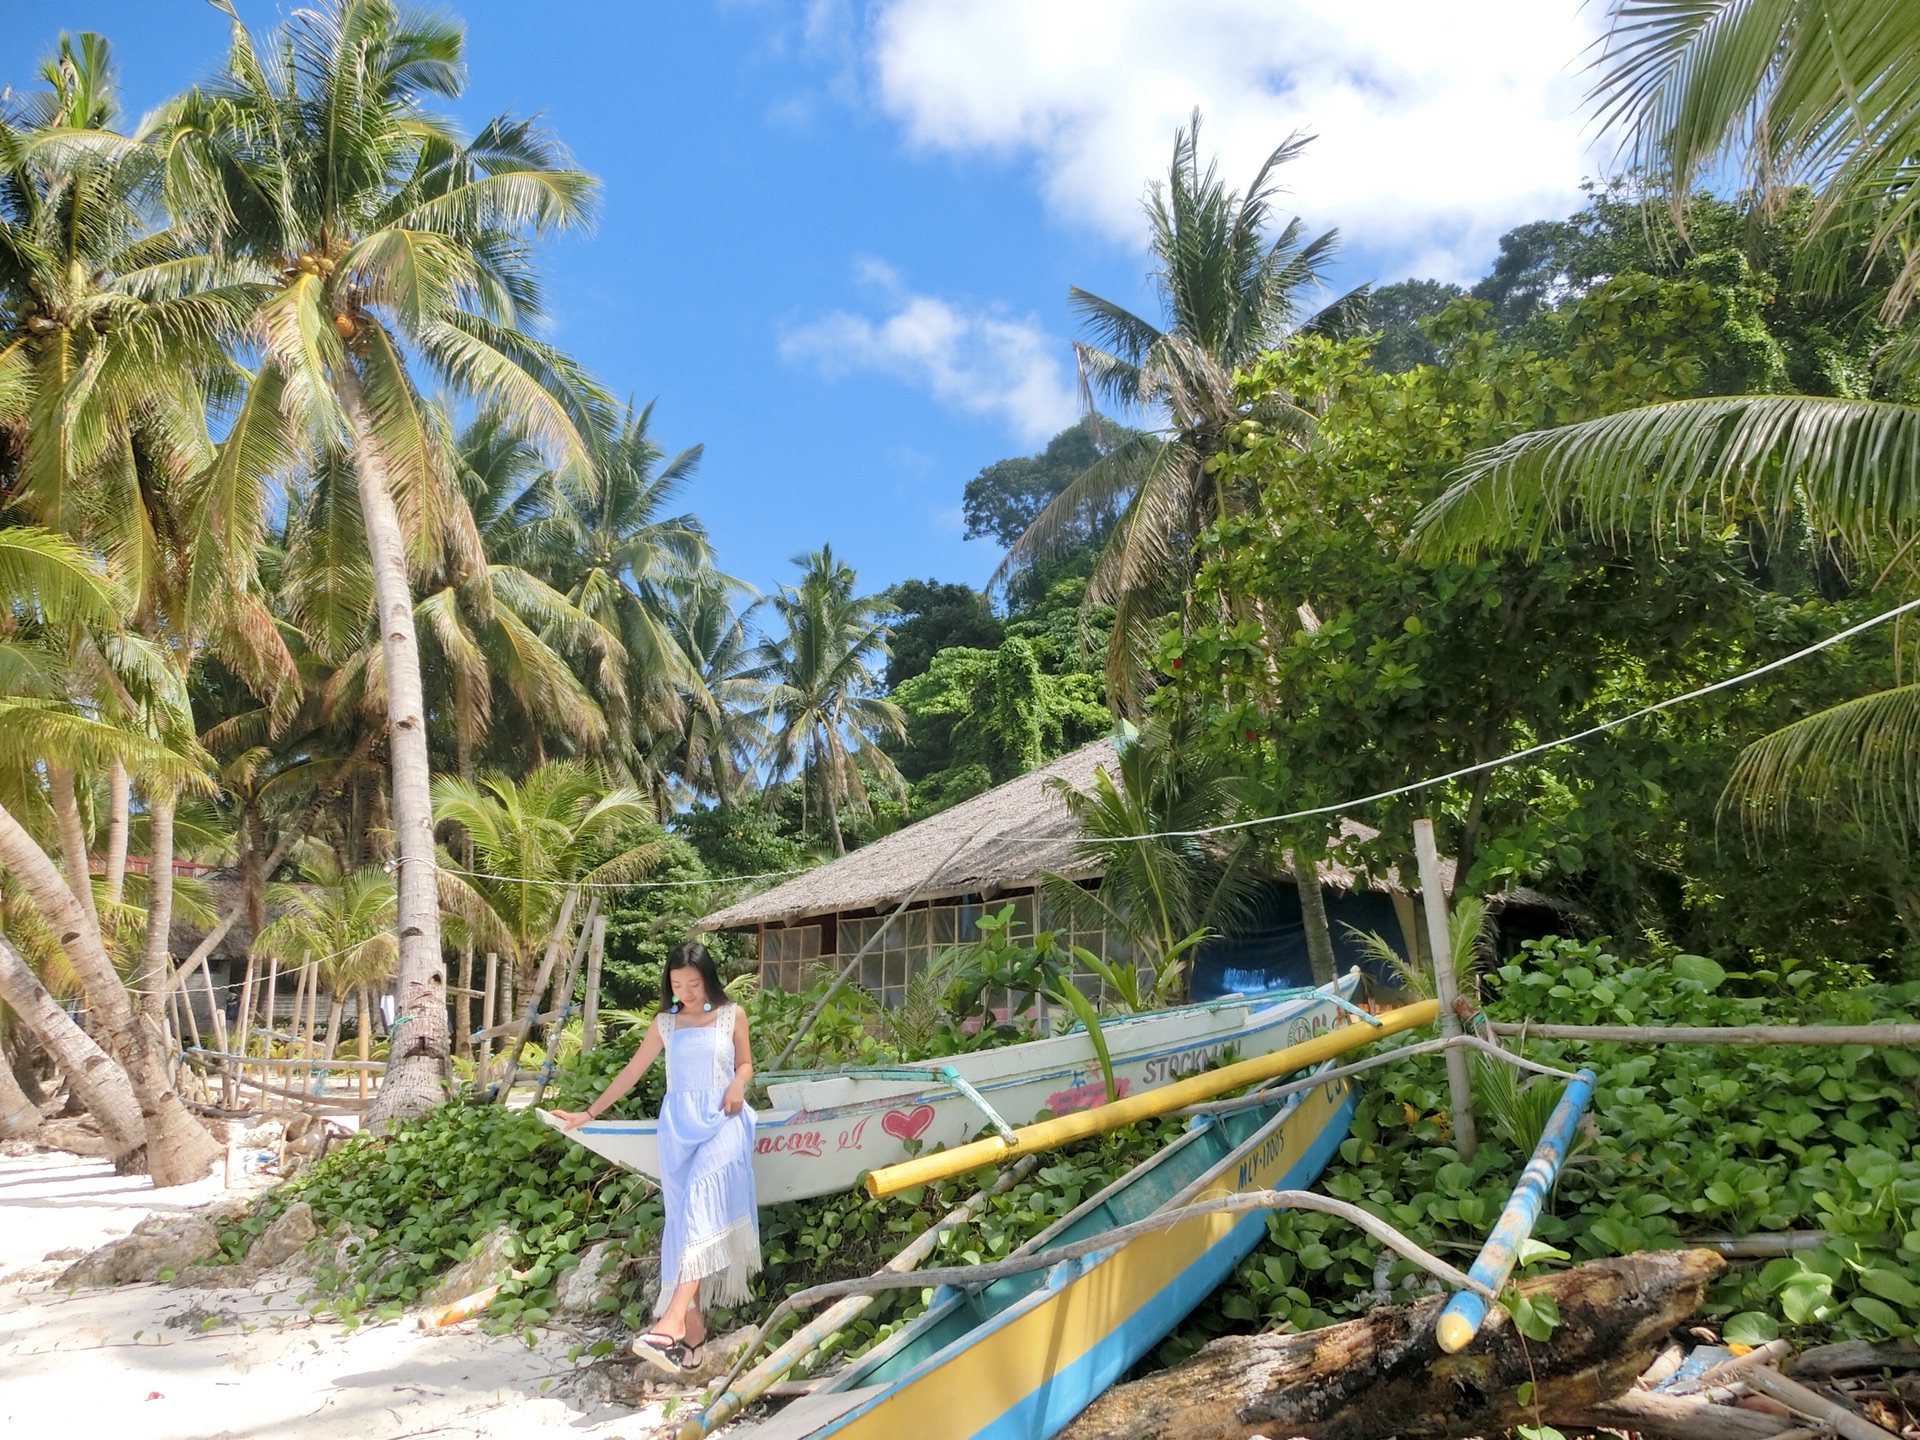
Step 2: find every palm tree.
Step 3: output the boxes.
[156,0,604,1121]
[996,112,1362,704]
[431,761,659,994]
[546,400,712,789]
[658,573,768,806]
[1043,719,1259,1003]
[1411,1,1920,838]
[2,34,296,1097]
[253,857,397,1090]
[1593,0,1920,315]
[0,32,251,541]
[757,545,904,855]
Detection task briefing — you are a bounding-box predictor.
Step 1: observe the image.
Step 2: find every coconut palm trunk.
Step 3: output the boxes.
[0,931,144,1166]
[139,788,176,1022]
[0,801,216,1183]
[0,1049,40,1141]
[103,760,130,907]
[340,369,451,1125]
[1293,861,1339,986]
[47,766,99,933]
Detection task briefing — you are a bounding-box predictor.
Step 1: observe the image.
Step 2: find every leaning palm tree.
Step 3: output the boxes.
[155,0,604,1121]
[996,112,1363,704]
[1412,0,1920,838]
[757,545,905,855]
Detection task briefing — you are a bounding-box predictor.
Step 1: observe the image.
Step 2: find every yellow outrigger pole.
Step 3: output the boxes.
[864,999,1440,1198]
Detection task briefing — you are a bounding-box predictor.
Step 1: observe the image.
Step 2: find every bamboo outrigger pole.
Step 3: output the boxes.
[1435,1065,1596,1353]
[864,1000,1440,1198]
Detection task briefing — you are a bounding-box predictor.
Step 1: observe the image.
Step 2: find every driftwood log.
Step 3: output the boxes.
[1059,1248,1726,1440]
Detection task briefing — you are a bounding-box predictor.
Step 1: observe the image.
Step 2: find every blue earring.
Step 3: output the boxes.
[702,1001,713,1012]
[670,1000,682,1013]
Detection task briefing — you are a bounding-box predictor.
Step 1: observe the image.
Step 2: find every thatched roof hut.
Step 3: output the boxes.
[697,739,1428,1004]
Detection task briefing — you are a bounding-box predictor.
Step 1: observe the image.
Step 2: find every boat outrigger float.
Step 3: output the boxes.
[683,999,1440,1440]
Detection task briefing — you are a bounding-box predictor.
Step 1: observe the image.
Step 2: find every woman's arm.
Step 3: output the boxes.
[722,1005,753,1115]
[552,1015,665,1129]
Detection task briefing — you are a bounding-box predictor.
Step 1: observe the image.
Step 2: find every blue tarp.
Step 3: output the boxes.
[1189,885,1410,999]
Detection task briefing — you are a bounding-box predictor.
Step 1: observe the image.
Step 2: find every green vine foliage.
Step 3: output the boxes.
[1167,938,1920,1360]
[220,939,1917,1370]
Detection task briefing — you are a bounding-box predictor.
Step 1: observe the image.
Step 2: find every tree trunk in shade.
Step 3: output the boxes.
[0,931,144,1167]
[1293,854,1339,986]
[0,800,217,1184]
[0,1044,42,1141]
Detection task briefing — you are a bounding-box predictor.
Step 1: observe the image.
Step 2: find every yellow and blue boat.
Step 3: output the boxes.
[731,1056,1357,1440]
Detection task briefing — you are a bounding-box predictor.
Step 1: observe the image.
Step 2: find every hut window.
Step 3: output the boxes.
[759,924,822,992]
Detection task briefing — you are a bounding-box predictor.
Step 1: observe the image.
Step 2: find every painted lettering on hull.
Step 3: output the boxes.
[757,1128,824,1157]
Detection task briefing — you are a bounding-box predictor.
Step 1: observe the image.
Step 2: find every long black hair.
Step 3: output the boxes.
[661,940,725,1011]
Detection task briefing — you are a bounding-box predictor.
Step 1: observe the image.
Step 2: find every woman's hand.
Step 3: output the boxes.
[722,1078,747,1116]
[550,1109,592,1130]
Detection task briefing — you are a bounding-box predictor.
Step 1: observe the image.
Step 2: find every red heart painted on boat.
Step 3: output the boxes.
[881,1104,934,1142]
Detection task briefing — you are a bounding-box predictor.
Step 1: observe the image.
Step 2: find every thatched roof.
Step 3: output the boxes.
[696,739,1401,933]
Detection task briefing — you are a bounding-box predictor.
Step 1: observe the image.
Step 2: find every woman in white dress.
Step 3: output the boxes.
[555,941,759,1372]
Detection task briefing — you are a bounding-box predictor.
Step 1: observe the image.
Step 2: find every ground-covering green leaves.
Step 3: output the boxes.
[1167,938,1920,1360]
[221,937,1918,1377]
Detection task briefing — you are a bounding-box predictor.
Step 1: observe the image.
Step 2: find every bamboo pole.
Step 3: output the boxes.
[479,952,498,1075]
[866,1000,1441,1198]
[294,962,317,1098]
[454,943,473,1056]
[531,899,598,1108]
[176,972,202,1049]
[197,959,228,1054]
[357,984,370,1100]
[234,952,258,1058]
[581,917,604,1053]
[1413,817,1476,1159]
[1489,1022,1920,1045]
[494,889,579,1103]
[194,1050,387,1072]
[1436,1067,1597,1352]
[261,956,278,1059]
[1742,1368,1902,1440]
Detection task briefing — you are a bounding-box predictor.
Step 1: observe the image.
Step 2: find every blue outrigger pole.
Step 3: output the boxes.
[1435,1066,1598,1354]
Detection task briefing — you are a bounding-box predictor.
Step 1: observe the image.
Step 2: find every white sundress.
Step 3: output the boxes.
[654,1004,761,1314]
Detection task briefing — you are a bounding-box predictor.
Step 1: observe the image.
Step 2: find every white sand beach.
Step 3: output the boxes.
[0,1148,683,1440]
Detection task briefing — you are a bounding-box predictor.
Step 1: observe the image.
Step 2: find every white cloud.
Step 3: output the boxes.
[779,264,1078,442]
[865,0,1610,281]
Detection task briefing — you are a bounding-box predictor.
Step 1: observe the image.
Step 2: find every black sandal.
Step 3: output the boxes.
[667,1339,705,1372]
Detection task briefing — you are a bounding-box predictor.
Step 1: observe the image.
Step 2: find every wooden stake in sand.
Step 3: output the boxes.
[1414,817,1477,1159]
[581,919,604,1054]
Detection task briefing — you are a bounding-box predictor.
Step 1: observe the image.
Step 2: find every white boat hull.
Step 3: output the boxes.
[541,980,1357,1204]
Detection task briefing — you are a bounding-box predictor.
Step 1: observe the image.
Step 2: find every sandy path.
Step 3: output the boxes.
[0,1150,679,1440]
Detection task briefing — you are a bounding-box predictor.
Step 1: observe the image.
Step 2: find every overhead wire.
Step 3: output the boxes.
[990,591,1920,847]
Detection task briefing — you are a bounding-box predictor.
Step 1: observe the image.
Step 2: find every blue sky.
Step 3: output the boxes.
[4,1,1608,602]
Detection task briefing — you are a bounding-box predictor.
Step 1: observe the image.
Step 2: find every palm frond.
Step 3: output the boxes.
[1413,394,1920,560]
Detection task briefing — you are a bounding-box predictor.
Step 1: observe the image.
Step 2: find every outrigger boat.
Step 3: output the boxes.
[541,976,1364,1203]
[719,1051,1359,1440]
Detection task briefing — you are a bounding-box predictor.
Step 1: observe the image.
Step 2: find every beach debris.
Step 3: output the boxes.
[1059,1249,1723,1439]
